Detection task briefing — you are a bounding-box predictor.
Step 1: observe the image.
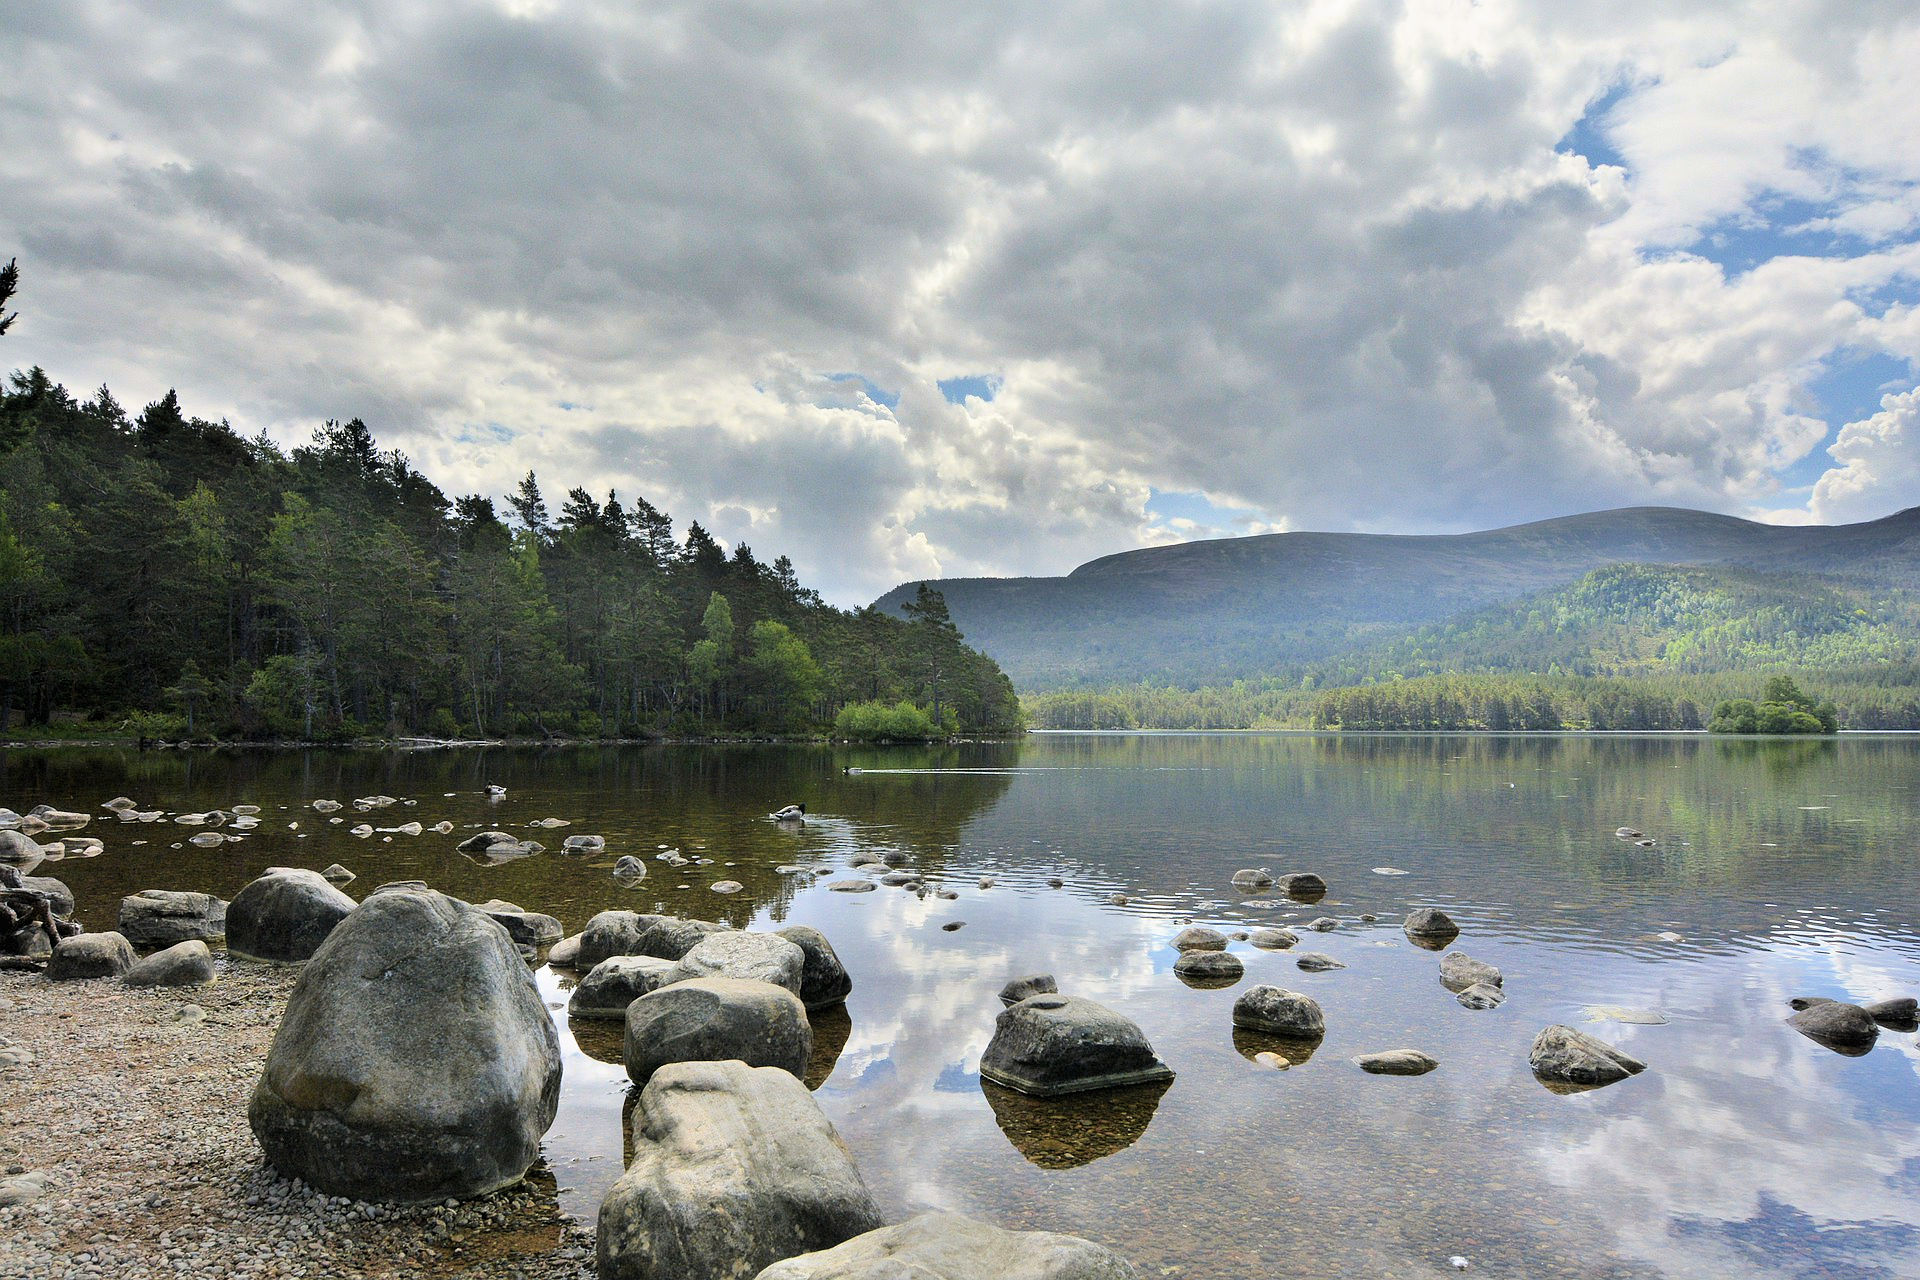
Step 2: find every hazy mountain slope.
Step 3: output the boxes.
[873,506,1920,688]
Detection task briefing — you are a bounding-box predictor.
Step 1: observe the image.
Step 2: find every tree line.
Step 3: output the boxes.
[0,368,1021,741]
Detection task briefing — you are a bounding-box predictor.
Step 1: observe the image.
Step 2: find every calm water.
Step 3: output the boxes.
[7,733,1920,1279]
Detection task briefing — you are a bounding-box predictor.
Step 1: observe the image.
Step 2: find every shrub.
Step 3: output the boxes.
[832,699,944,742]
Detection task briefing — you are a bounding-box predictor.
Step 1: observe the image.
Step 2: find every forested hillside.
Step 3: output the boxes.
[0,368,1021,741]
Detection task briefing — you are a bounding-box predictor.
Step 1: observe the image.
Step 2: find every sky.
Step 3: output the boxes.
[4,0,1919,606]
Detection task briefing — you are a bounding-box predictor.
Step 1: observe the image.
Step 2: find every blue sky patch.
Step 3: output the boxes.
[938,374,1000,404]
[1146,487,1270,532]
[1555,80,1633,171]
[826,372,900,409]
[454,421,517,444]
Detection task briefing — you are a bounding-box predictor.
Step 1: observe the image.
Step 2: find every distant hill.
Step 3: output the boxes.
[873,506,1920,689]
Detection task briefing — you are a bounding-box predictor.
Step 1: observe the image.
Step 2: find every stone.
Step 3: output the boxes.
[753,1211,1143,1280]
[248,885,561,1202]
[1528,1025,1648,1085]
[0,1171,49,1207]
[1230,869,1273,889]
[0,830,45,864]
[710,880,744,895]
[454,830,518,853]
[623,977,813,1084]
[548,934,584,967]
[1295,952,1345,971]
[1232,985,1325,1037]
[673,931,806,998]
[1276,872,1327,898]
[19,874,74,916]
[879,871,917,886]
[1403,907,1460,941]
[979,995,1174,1097]
[563,834,607,854]
[1253,1052,1290,1070]
[597,1060,883,1280]
[475,901,565,947]
[570,955,683,1019]
[577,912,732,967]
[1456,983,1505,1010]
[227,868,355,963]
[1864,996,1919,1026]
[47,931,136,980]
[999,974,1058,1006]
[124,939,215,987]
[1304,917,1338,932]
[1787,1002,1880,1053]
[117,889,229,948]
[1354,1049,1439,1075]
[1248,928,1298,950]
[1173,950,1244,983]
[1438,952,1502,992]
[828,880,876,893]
[774,925,853,1012]
[1171,926,1228,952]
[614,856,647,880]
[321,864,355,883]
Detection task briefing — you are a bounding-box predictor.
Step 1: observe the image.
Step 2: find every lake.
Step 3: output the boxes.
[7,732,1919,1279]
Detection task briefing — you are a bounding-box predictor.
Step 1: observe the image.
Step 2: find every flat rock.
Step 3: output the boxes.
[118,889,229,948]
[623,977,813,1085]
[477,902,564,947]
[1438,952,1502,992]
[1294,952,1345,972]
[48,931,136,980]
[569,955,682,1020]
[598,1060,883,1280]
[1171,926,1228,952]
[1865,996,1918,1027]
[1276,872,1327,898]
[248,885,561,1202]
[1529,1025,1647,1085]
[1456,983,1505,1010]
[124,939,215,988]
[1354,1049,1438,1075]
[980,995,1174,1097]
[227,868,355,963]
[774,925,853,1012]
[827,880,876,893]
[673,931,806,997]
[1232,985,1325,1037]
[998,974,1058,1007]
[753,1210,1142,1280]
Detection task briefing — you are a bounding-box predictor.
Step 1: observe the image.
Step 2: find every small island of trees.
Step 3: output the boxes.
[1707,676,1838,735]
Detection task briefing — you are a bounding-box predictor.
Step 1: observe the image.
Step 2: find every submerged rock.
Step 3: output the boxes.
[454,830,518,853]
[1438,952,1502,992]
[998,974,1058,1007]
[124,939,215,988]
[1232,985,1325,1038]
[48,931,136,981]
[1304,917,1338,932]
[227,869,355,963]
[248,885,561,1202]
[1865,996,1919,1030]
[598,1060,883,1280]
[623,977,813,1085]
[754,1211,1143,1280]
[1354,1049,1438,1076]
[1787,1001,1879,1054]
[569,955,682,1020]
[774,925,852,1012]
[827,879,876,893]
[1171,926,1228,952]
[321,864,355,884]
[1529,1025,1647,1086]
[474,900,564,948]
[980,995,1174,1097]
[117,889,228,949]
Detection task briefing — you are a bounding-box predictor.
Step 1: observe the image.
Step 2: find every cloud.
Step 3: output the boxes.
[1810,388,1920,522]
[2,1,1918,604]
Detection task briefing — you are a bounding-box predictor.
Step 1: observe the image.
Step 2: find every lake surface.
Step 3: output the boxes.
[7,733,1920,1279]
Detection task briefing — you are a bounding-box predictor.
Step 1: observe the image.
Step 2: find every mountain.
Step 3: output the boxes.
[872,506,1920,689]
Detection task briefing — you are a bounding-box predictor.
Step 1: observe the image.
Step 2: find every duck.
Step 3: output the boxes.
[770,803,807,822]
[485,784,507,797]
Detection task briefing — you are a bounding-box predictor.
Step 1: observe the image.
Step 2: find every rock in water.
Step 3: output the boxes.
[548,934,584,968]
[124,939,215,988]
[454,830,518,853]
[597,1060,883,1280]
[569,956,684,1020]
[1249,928,1299,950]
[1528,1025,1647,1086]
[774,925,852,1012]
[1403,907,1460,942]
[1864,996,1919,1029]
[226,868,355,963]
[1438,952,1502,992]
[117,889,229,948]
[248,885,561,1202]
[1788,1001,1880,1053]
[1173,950,1244,985]
[1171,926,1228,952]
[1456,983,1506,1010]
[473,900,564,947]
[1353,1049,1439,1076]
[754,1211,1143,1280]
[47,931,136,981]
[1276,872,1327,899]
[979,995,1174,1097]
[673,931,806,998]
[623,977,813,1085]
[1230,869,1273,890]
[321,864,355,884]
[1232,986,1325,1038]
[999,974,1058,1007]
[577,911,731,967]
[1294,952,1345,972]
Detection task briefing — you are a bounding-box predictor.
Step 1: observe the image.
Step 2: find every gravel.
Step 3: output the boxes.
[0,964,595,1280]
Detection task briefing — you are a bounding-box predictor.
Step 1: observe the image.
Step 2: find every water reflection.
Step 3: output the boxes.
[804,1005,853,1091]
[981,1077,1172,1169]
[1232,1026,1325,1067]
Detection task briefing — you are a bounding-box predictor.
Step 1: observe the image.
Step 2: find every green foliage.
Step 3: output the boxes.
[1709,675,1837,735]
[0,370,1022,740]
[833,699,945,742]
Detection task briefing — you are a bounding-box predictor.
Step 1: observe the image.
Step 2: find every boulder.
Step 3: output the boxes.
[19,874,74,917]
[1294,952,1345,971]
[753,1211,1142,1280]
[774,925,852,1011]
[1173,950,1243,984]
[1438,952,1502,992]
[1170,926,1228,952]
[117,889,229,948]
[1304,917,1338,932]
[47,931,136,980]
[1230,869,1273,890]
[1248,928,1298,950]
[548,934,584,968]
[623,977,813,1084]
[1864,996,1919,1027]
[614,856,647,879]
[124,939,215,988]
[673,931,806,998]
[979,995,1174,1097]
[1354,1049,1439,1076]
[454,830,519,853]
[1528,1025,1647,1085]
[1403,907,1460,941]
[248,885,561,1202]
[321,864,355,884]
[0,830,45,864]
[227,869,355,963]
[642,916,733,962]
[1456,983,1506,1010]
[998,973,1058,1007]
[597,1060,883,1280]
[827,880,875,893]
[578,911,650,966]
[474,900,564,947]
[1232,986,1325,1038]
[562,834,607,854]
[1276,872,1327,898]
[569,955,682,1020]
[1787,1002,1879,1053]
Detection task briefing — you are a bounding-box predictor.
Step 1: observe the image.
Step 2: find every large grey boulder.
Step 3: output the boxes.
[1438,952,1501,992]
[124,939,215,988]
[979,995,1174,1097]
[1232,986,1324,1038]
[597,1060,883,1280]
[754,1211,1141,1280]
[998,974,1058,1007]
[227,868,355,963]
[118,890,228,948]
[47,931,135,980]
[1173,950,1243,985]
[577,912,731,968]
[1171,926,1228,952]
[473,899,564,947]
[774,925,852,1011]
[623,977,813,1085]
[19,875,73,917]
[1248,928,1299,950]
[0,830,46,864]
[1787,1002,1880,1053]
[1528,1025,1647,1086]
[569,955,682,1020]
[673,931,805,997]
[248,886,562,1202]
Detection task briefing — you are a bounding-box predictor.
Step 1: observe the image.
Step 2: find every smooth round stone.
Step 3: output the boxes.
[1456,982,1505,1010]
[568,955,682,1020]
[979,994,1174,1097]
[124,939,215,988]
[773,925,853,1012]
[621,977,812,1085]
[998,974,1058,1007]
[1787,1002,1879,1054]
[1249,928,1299,950]
[1276,872,1327,898]
[1173,950,1244,985]
[673,931,806,998]
[1404,907,1461,940]
[827,880,876,893]
[227,868,355,963]
[1253,1051,1291,1070]
[1171,926,1229,952]
[1354,1049,1439,1076]
[547,934,583,967]
[1232,985,1325,1037]
[1231,869,1274,889]
[709,881,744,895]
[47,931,136,981]
[1295,952,1345,972]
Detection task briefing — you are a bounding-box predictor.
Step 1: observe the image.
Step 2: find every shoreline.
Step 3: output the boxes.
[0,964,595,1280]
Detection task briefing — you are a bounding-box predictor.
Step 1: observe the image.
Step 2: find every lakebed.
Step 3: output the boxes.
[4,733,1919,1279]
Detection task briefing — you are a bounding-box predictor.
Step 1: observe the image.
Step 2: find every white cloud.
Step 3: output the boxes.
[1810,388,1920,523]
[1,0,1917,604]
